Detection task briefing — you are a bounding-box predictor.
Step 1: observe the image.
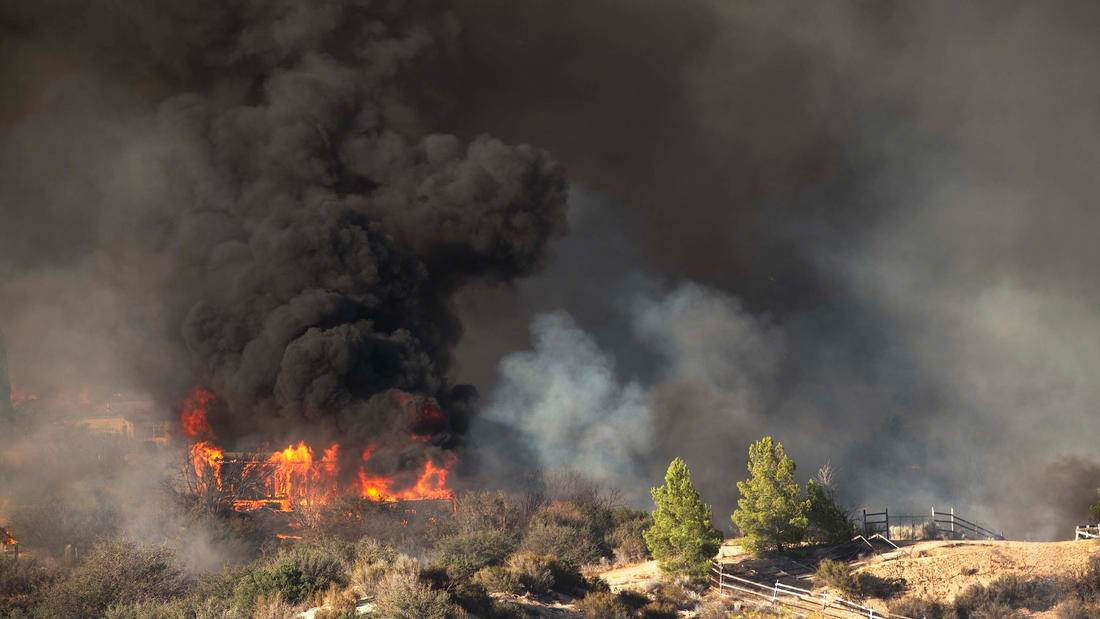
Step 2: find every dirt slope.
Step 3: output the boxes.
[859,539,1100,603]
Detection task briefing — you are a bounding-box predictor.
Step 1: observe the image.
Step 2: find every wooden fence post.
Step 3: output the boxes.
[862,508,867,536]
[951,507,956,536]
[931,506,937,538]
[884,507,890,540]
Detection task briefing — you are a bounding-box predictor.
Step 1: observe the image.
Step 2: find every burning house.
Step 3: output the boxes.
[180,387,457,518]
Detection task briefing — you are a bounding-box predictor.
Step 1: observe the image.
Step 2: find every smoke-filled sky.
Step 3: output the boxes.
[3,0,1100,539]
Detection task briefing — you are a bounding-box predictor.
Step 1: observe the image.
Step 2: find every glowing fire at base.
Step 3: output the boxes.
[179,387,456,513]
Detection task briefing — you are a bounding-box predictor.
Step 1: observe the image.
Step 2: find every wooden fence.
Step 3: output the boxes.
[1075,525,1100,540]
[861,507,1003,541]
[710,560,911,619]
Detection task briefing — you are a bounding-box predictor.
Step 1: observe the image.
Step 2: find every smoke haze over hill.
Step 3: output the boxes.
[2,1,1100,539]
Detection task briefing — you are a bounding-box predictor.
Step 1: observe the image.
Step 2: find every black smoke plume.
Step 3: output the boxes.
[0,2,566,470]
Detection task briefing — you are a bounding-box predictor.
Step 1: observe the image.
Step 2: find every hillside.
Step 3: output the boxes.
[600,539,1100,618]
[859,539,1100,604]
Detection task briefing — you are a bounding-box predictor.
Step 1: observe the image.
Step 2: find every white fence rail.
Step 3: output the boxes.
[1076,525,1100,540]
[710,560,911,619]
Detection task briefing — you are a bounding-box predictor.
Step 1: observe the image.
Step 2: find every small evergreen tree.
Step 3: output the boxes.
[732,436,809,552]
[1091,488,1100,522]
[805,479,855,544]
[644,458,722,578]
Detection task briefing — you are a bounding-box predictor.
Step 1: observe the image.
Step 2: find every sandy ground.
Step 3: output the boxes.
[859,539,1100,604]
[599,560,662,592]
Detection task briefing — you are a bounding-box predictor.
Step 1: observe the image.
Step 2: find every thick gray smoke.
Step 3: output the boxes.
[451,1,1100,539]
[4,0,1100,543]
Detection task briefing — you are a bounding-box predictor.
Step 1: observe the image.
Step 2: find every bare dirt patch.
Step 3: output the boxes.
[859,539,1100,604]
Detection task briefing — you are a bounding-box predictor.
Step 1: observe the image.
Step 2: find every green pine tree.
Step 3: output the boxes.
[732,436,810,552]
[1090,488,1100,522]
[644,458,723,578]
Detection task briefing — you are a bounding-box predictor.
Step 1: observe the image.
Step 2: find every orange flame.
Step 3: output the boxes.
[178,387,456,512]
[189,440,224,490]
[358,446,456,502]
[180,387,215,439]
[261,441,341,512]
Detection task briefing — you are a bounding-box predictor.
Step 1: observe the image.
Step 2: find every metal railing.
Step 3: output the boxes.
[861,506,1004,541]
[710,560,911,619]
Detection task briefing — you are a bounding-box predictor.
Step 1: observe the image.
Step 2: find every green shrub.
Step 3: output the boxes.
[473,566,523,594]
[232,544,348,614]
[576,590,632,619]
[506,552,555,594]
[521,522,601,570]
[815,559,860,598]
[804,479,855,545]
[373,571,455,619]
[35,538,186,619]
[434,530,514,579]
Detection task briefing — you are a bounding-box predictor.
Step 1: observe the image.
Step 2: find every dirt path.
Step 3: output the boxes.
[598,560,661,592]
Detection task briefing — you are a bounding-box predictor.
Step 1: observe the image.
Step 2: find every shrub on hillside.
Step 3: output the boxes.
[815,559,861,598]
[521,521,601,569]
[576,590,632,619]
[1071,557,1100,603]
[455,490,526,537]
[372,570,455,619]
[349,538,417,597]
[638,600,679,619]
[888,596,951,619]
[954,575,1058,618]
[804,479,855,545]
[232,543,349,613]
[473,565,523,594]
[104,597,234,619]
[506,551,555,594]
[1058,599,1100,619]
[35,538,186,619]
[0,558,54,602]
[434,529,514,579]
[250,594,298,619]
[607,508,652,564]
